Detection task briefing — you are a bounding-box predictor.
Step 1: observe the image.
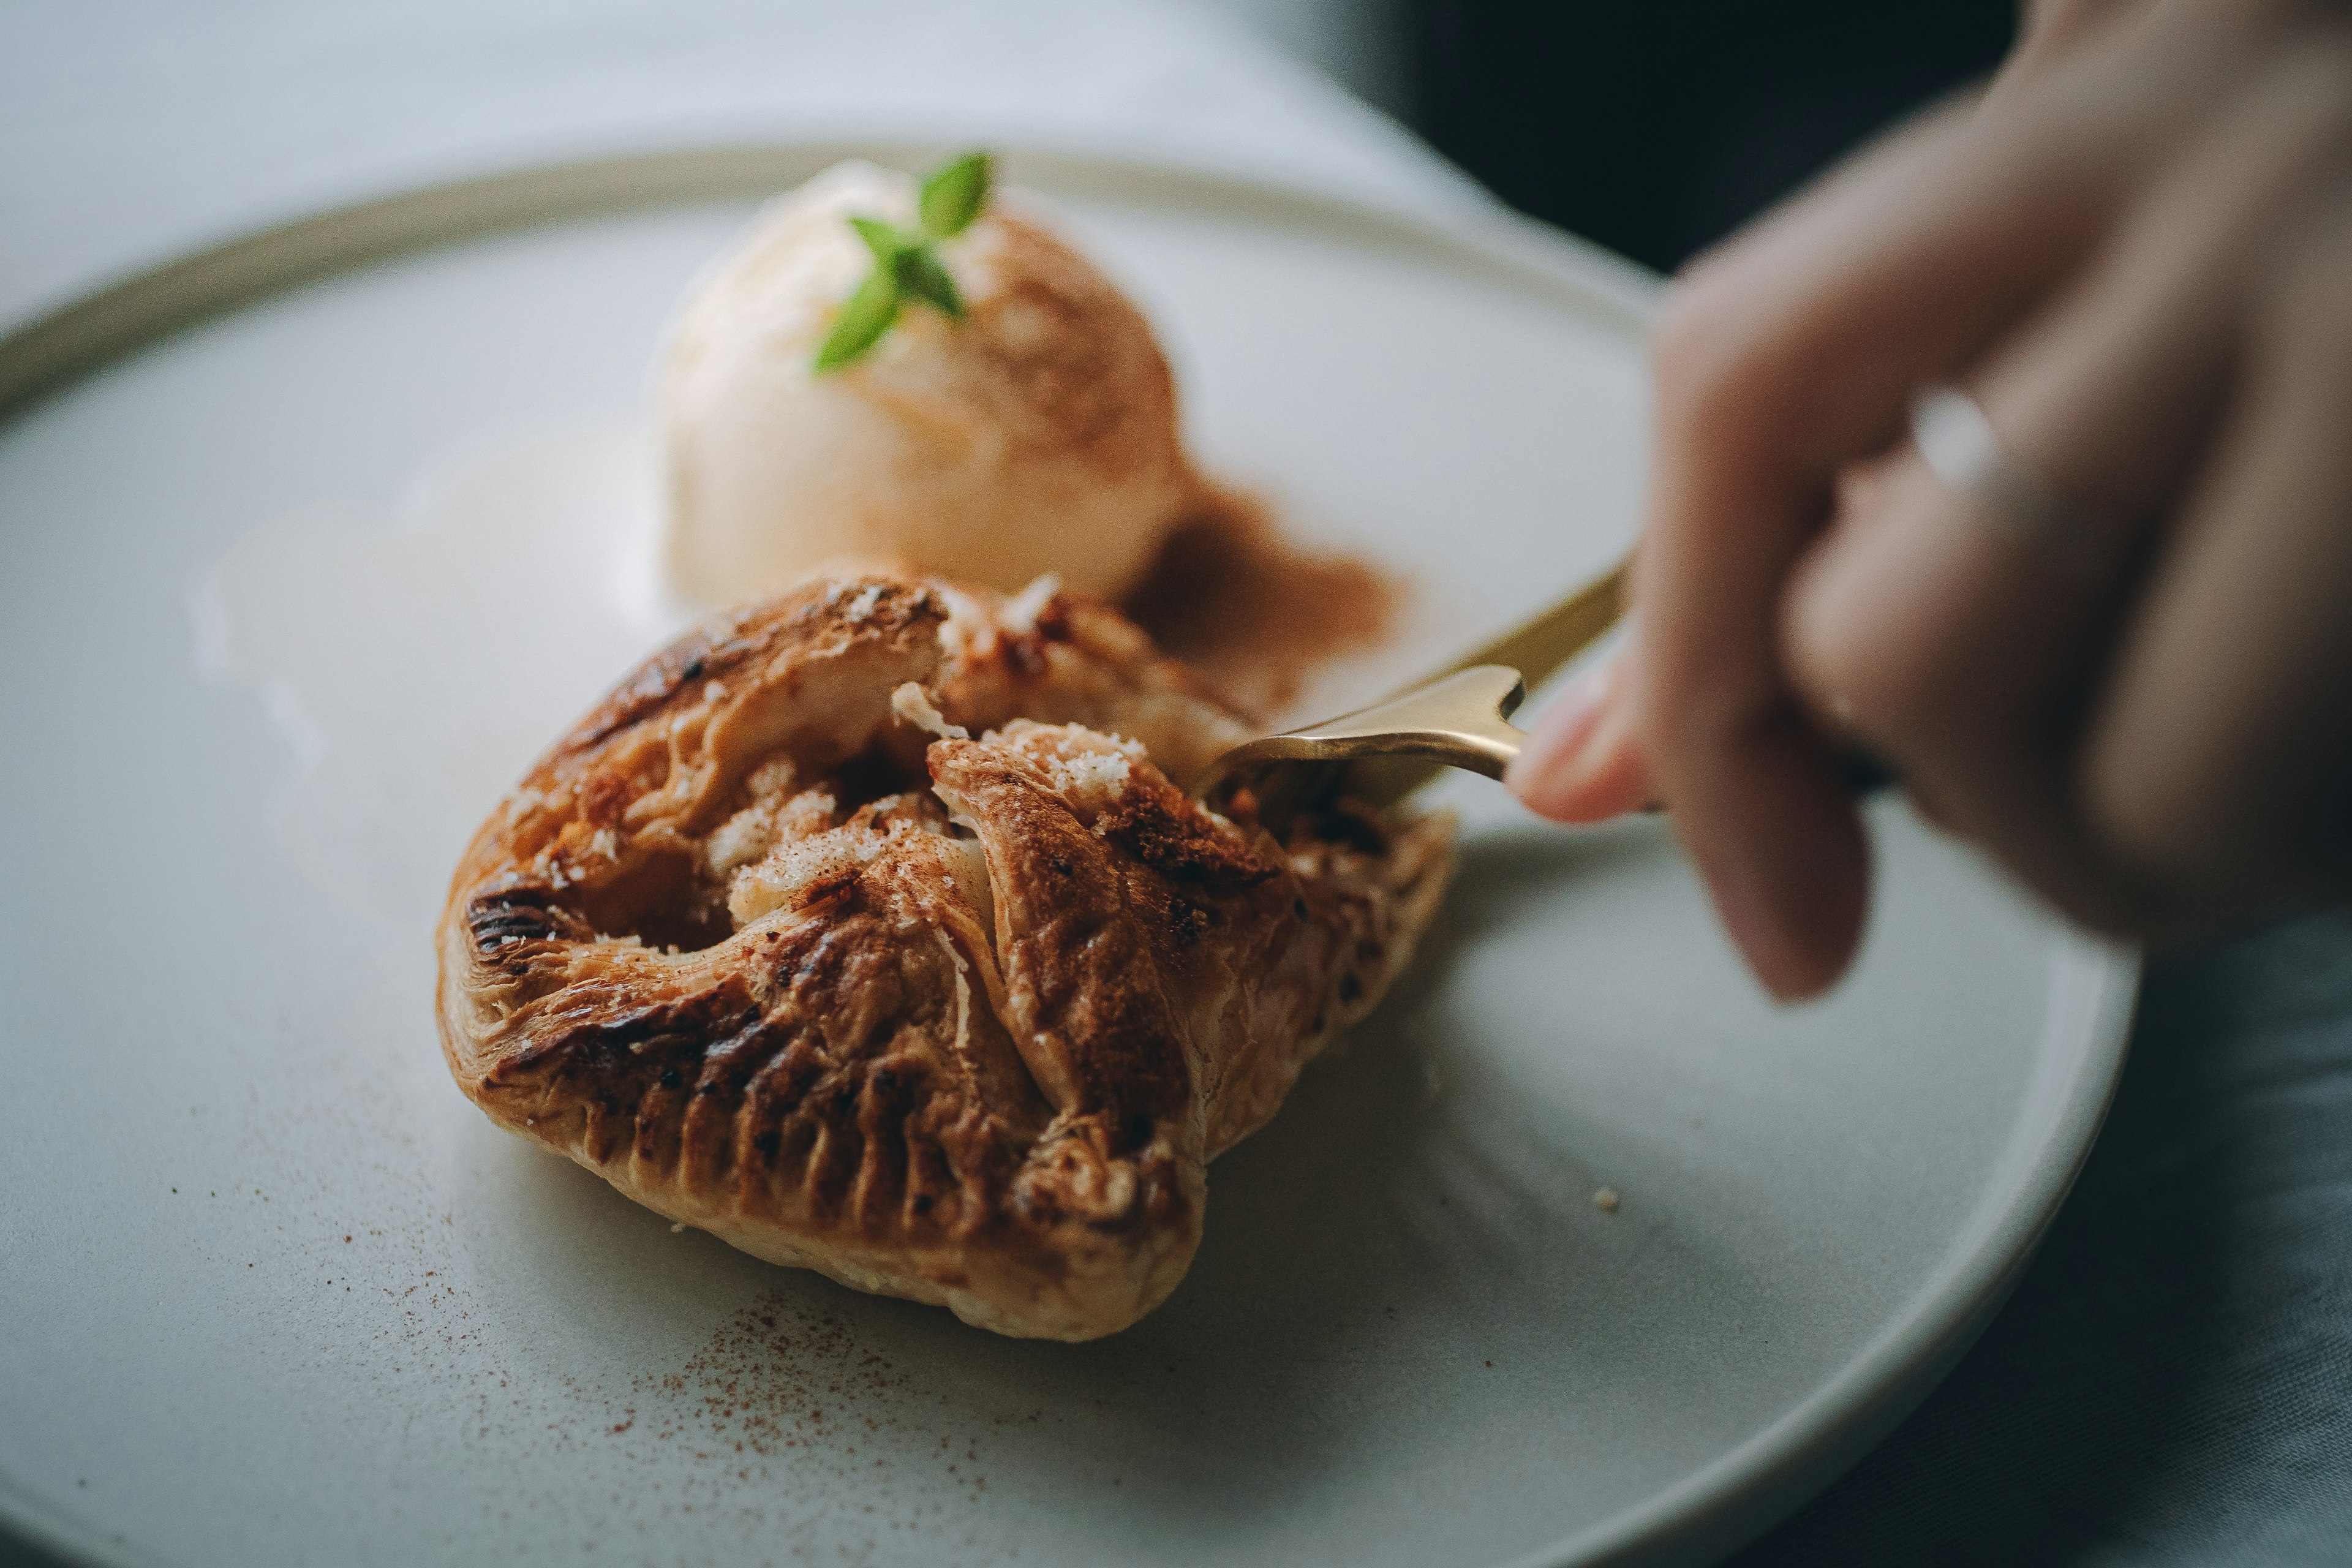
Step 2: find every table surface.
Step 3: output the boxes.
[5,4,2347,1564]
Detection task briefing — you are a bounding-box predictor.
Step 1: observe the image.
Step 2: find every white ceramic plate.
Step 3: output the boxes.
[0,145,2134,1568]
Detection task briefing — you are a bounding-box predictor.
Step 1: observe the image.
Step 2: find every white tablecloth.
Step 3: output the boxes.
[0,0,1482,339]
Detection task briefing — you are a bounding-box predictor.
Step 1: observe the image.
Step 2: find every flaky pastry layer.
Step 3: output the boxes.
[435,574,1453,1338]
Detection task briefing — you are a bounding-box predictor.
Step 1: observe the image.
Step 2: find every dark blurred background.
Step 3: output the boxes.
[1409,0,2016,270]
[1205,0,2018,273]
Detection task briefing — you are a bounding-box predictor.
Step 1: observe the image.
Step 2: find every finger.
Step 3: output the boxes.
[1506,645,1654,823]
[1781,43,2352,933]
[1627,18,2234,997]
[2005,0,2157,86]
[1517,94,2027,831]
[2081,186,2352,924]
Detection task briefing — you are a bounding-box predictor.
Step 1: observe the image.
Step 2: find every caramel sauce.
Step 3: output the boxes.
[1123,485,1401,721]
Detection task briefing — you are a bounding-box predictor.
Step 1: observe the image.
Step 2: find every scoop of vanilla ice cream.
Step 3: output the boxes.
[658,160,1198,604]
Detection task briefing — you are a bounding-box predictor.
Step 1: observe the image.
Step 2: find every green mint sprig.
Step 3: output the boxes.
[813,151,994,372]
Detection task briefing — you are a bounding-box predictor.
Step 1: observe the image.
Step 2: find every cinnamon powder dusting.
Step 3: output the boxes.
[1123,486,1400,718]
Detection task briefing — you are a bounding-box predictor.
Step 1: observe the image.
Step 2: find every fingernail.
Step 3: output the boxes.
[1506,662,1614,820]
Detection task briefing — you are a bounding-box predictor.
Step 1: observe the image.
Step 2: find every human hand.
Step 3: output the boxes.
[1506,0,2352,998]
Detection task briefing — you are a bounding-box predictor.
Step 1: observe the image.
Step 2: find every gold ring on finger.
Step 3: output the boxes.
[1910,385,2098,575]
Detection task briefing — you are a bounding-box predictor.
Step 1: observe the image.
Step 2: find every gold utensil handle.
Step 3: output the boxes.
[1420,557,1626,694]
[1346,556,1626,807]
[1188,555,1629,820]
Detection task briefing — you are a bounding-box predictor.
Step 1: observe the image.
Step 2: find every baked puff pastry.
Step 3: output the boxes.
[436,574,1453,1339]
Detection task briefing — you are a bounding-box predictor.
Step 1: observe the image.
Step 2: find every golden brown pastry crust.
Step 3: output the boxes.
[435,574,1453,1339]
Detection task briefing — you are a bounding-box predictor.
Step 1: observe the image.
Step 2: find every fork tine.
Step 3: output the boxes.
[1189,554,1629,820]
[1193,666,1528,822]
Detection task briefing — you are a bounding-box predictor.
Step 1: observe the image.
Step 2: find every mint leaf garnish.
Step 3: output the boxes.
[813,151,993,372]
[919,152,993,239]
[892,246,963,318]
[850,216,908,266]
[813,264,901,372]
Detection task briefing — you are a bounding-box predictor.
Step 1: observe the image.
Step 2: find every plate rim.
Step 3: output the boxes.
[1547,934,2138,1567]
[0,136,1658,423]
[0,137,2139,1568]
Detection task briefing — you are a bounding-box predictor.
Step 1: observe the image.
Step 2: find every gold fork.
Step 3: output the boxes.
[1192,556,1627,814]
